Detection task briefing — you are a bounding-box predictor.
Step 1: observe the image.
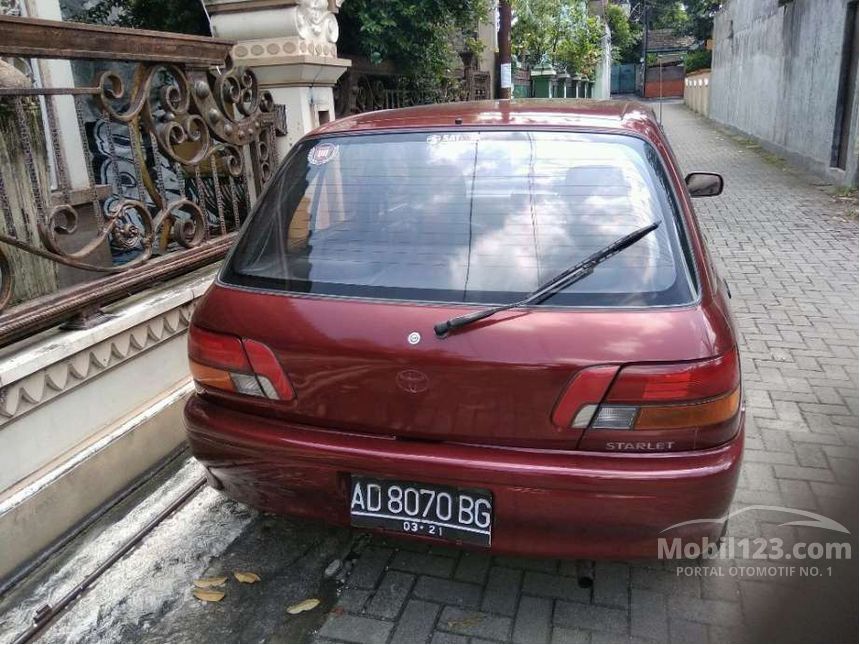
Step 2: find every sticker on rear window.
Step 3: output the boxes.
[426,133,480,145]
[308,142,338,165]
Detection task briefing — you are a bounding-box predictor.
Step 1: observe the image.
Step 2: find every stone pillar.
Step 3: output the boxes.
[205,0,351,156]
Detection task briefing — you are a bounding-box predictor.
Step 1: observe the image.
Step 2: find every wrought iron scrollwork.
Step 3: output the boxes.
[0,57,277,313]
[334,67,482,119]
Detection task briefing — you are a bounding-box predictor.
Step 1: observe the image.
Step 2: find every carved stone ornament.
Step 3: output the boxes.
[296,0,339,44]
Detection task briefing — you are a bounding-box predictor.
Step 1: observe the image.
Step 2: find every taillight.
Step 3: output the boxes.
[577,350,741,452]
[188,325,295,401]
[551,365,619,429]
[242,338,296,400]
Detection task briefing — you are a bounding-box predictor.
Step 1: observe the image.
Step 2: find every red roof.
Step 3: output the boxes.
[312,99,658,137]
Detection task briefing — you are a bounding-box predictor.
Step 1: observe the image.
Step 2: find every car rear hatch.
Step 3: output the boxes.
[191,128,737,450]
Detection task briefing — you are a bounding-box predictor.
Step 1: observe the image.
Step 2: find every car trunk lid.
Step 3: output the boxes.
[193,286,731,449]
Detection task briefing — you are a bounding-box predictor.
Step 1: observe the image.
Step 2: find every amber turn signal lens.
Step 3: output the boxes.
[634,387,741,430]
[189,359,236,393]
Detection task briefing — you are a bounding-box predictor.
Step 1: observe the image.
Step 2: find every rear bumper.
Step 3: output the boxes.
[184,395,744,559]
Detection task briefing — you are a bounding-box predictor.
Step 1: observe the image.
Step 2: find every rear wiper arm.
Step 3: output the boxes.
[434,221,661,338]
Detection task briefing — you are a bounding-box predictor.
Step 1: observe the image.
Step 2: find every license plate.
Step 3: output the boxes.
[349,476,493,546]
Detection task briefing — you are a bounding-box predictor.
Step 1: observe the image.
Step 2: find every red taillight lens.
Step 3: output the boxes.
[579,350,742,452]
[188,325,295,401]
[605,351,739,402]
[551,365,619,428]
[243,338,296,401]
[188,326,250,372]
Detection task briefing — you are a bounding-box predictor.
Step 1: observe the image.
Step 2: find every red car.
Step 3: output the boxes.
[184,100,743,559]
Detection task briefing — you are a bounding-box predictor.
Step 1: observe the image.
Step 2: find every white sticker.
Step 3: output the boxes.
[500,63,512,89]
[308,142,338,165]
[426,133,480,145]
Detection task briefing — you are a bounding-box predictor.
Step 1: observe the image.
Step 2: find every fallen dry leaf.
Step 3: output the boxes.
[287,598,320,614]
[193,588,226,603]
[234,571,261,584]
[193,576,228,589]
[446,614,483,630]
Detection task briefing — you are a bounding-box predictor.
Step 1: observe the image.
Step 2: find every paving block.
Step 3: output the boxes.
[523,571,591,602]
[481,566,523,616]
[391,551,458,578]
[512,595,552,643]
[438,607,512,641]
[413,576,483,609]
[553,600,627,633]
[318,613,393,643]
[366,570,415,619]
[392,600,441,644]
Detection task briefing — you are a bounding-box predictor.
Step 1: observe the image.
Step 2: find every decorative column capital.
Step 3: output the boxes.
[204,0,350,87]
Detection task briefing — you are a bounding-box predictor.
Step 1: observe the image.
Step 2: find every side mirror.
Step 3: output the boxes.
[685,172,724,197]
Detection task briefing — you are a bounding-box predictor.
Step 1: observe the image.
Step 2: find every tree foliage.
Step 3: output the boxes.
[511,0,605,77]
[643,0,688,32]
[683,0,721,41]
[684,48,712,73]
[634,0,720,41]
[605,3,641,64]
[338,0,490,91]
[67,0,210,35]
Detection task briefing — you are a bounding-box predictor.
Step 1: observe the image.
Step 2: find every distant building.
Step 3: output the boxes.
[642,28,695,98]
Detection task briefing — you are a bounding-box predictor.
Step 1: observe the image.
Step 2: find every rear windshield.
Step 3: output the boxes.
[223,130,696,307]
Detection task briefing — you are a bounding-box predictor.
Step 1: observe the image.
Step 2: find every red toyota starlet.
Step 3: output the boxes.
[184,100,743,559]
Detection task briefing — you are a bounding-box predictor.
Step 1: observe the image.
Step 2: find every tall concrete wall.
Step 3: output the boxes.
[710,0,858,187]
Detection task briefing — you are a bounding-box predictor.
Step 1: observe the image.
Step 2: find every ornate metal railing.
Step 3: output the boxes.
[0,16,282,347]
[334,60,491,118]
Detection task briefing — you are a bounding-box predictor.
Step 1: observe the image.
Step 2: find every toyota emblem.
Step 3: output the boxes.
[407,331,421,345]
[396,369,430,394]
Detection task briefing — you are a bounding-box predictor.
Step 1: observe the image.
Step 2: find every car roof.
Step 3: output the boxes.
[312,99,659,137]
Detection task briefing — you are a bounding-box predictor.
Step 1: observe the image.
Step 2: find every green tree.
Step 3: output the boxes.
[644,0,688,32]
[67,0,210,35]
[511,0,604,77]
[605,3,641,64]
[634,0,718,41]
[338,0,490,92]
[683,0,721,41]
[683,48,711,72]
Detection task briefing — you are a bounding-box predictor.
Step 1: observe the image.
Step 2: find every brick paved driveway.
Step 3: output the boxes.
[315,103,859,644]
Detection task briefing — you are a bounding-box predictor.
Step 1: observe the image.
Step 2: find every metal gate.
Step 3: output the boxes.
[611,64,636,94]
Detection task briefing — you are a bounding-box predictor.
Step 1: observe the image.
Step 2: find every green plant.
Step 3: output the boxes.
[605,2,641,64]
[511,0,605,77]
[682,0,721,41]
[638,0,720,41]
[645,0,688,32]
[684,49,711,73]
[66,0,210,35]
[557,14,605,78]
[338,0,490,92]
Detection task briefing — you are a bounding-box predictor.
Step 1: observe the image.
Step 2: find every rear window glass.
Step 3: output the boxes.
[223,131,696,307]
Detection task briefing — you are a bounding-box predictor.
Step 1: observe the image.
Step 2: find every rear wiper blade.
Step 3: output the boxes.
[434,221,661,338]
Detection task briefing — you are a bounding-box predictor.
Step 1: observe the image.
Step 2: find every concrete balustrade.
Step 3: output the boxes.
[684,69,710,116]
